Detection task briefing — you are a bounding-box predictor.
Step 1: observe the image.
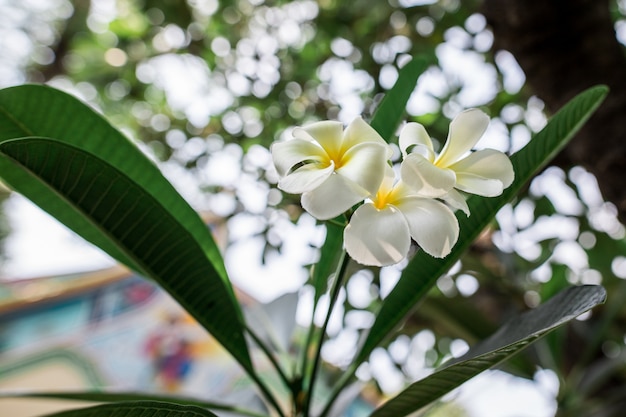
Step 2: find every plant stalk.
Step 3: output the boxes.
[247,325,293,394]
[302,250,350,417]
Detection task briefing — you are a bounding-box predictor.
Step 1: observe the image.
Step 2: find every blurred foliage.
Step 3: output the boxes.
[3,0,626,415]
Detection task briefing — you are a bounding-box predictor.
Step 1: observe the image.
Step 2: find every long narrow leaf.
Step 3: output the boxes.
[0,85,229,288]
[0,137,252,372]
[354,85,608,368]
[39,400,220,417]
[370,285,606,417]
[370,57,430,142]
[311,221,344,303]
[3,391,266,417]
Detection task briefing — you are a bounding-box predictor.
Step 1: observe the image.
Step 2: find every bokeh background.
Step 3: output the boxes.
[2,1,626,416]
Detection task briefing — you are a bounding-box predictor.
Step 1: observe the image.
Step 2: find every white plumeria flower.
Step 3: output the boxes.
[272,117,391,220]
[344,166,459,266]
[399,109,514,215]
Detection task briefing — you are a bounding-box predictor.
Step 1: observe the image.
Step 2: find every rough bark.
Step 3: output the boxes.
[481,0,626,224]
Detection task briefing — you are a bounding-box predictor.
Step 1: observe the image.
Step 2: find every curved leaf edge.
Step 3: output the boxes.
[370,56,431,142]
[38,400,221,417]
[370,285,607,417]
[0,391,266,417]
[0,137,253,373]
[0,84,230,288]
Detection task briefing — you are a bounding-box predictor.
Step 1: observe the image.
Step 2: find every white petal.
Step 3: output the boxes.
[278,162,334,194]
[436,109,489,168]
[375,165,399,198]
[442,189,470,216]
[400,153,456,197]
[396,197,459,258]
[454,173,505,197]
[295,121,344,158]
[409,144,436,161]
[271,139,326,176]
[337,142,389,195]
[344,203,410,266]
[343,117,389,151]
[399,122,434,158]
[301,173,369,220]
[448,149,514,188]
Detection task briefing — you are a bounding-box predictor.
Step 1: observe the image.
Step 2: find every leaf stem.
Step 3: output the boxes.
[6,391,270,417]
[302,250,350,417]
[246,324,293,394]
[297,216,348,408]
[317,363,356,417]
[298,303,317,387]
[247,368,286,417]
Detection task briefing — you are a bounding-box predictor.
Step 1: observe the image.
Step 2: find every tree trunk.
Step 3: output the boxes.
[481,0,626,224]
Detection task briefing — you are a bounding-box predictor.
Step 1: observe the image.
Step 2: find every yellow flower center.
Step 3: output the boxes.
[322,147,345,170]
[373,183,399,210]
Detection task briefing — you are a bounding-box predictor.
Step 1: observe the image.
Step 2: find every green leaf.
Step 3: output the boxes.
[0,137,252,373]
[311,221,344,304]
[39,400,220,417]
[4,391,266,417]
[355,85,608,368]
[370,57,430,143]
[0,85,228,286]
[370,285,607,417]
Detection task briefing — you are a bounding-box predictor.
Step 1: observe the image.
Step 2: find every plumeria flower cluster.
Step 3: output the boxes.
[271,109,514,267]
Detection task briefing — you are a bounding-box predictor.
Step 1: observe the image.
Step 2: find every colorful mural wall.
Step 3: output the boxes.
[0,266,261,416]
